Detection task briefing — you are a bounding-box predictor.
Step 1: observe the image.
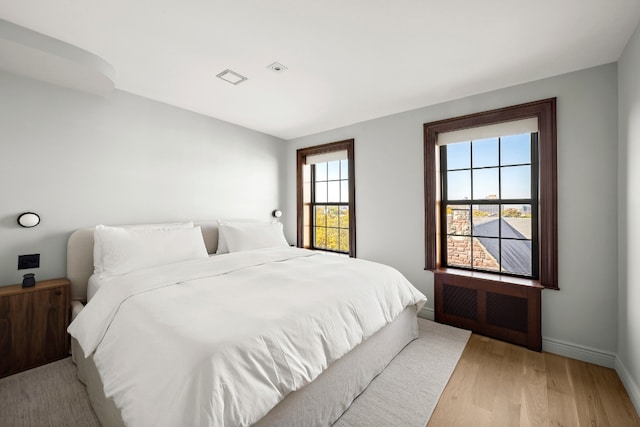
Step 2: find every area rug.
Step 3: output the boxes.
[334,318,470,427]
[0,318,470,427]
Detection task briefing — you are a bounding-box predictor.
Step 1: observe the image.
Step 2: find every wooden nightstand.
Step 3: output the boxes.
[0,278,70,378]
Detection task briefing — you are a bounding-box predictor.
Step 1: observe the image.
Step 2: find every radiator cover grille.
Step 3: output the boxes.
[434,271,542,351]
[443,284,477,320]
[486,292,528,333]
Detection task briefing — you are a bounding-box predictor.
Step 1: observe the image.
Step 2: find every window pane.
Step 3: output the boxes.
[447,205,471,236]
[326,206,339,227]
[501,204,532,239]
[472,205,499,237]
[339,206,349,227]
[328,181,340,202]
[447,170,471,200]
[315,182,327,203]
[314,227,327,248]
[446,141,470,170]
[339,229,350,252]
[340,160,348,179]
[472,237,500,272]
[501,165,531,199]
[328,161,340,180]
[501,133,531,165]
[473,168,499,200]
[340,180,349,203]
[314,206,326,226]
[472,137,499,168]
[501,239,532,276]
[315,163,327,181]
[446,236,471,268]
[327,228,339,251]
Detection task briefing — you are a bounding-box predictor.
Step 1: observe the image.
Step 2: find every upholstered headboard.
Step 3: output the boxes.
[66,221,220,302]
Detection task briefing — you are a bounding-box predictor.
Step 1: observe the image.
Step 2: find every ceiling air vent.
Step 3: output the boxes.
[216,69,247,85]
[267,62,287,73]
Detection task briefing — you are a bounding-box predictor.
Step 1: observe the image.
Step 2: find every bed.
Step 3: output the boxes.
[66,221,426,427]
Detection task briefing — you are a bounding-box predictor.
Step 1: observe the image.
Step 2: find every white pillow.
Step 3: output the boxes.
[215,219,258,254]
[215,220,230,254]
[219,221,289,253]
[94,222,193,274]
[96,226,208,277]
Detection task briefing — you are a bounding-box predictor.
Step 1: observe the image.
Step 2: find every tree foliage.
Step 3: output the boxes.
[502,208,523,217]
[314,205,349,253]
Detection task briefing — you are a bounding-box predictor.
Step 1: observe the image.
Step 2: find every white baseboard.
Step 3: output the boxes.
[615,357,640,416]
[418,306,434,320]
[542,337,616,368]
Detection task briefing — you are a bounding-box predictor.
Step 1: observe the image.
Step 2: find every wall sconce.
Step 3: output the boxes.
[272,210,283,219]
[17,212,40,228]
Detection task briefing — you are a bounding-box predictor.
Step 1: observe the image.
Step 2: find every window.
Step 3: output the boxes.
[311,159,350,253]
[425,99,557,288]
[297,139,355,256]
[441,131,538,278]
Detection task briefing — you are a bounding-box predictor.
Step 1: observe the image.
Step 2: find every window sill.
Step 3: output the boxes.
[432,267,544,290]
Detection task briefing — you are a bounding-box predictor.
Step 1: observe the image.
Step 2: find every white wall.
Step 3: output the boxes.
[286,63,620,358]
[0,71,286,286]
[618,21,640,412]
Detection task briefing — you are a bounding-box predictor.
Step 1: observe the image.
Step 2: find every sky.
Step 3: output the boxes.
[446,132,532,201]
[314,159,349,203]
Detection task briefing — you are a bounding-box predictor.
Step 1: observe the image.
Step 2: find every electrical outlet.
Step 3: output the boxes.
[18,254,40,270]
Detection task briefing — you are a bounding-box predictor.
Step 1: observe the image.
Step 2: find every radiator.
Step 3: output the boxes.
[434,270,543,351]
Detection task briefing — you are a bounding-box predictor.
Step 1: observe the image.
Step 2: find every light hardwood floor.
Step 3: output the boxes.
[428,334,640,427]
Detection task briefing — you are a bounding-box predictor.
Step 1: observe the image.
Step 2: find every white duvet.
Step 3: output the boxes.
[68,247,426,427]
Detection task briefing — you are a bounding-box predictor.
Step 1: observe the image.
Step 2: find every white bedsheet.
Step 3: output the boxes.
[68,247,426,427]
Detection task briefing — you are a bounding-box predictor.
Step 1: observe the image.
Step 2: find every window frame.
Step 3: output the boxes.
[424,98,557,289]
[297,139,356,257]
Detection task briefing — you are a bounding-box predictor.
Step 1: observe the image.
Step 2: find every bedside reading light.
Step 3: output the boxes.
[17,212,40,228]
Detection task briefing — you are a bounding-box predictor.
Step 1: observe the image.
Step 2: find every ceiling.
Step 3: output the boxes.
[1,1,639,140]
